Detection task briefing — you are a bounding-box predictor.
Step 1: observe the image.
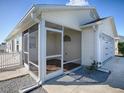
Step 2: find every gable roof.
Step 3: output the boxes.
[5,4,99,41]
[80,17,118,38]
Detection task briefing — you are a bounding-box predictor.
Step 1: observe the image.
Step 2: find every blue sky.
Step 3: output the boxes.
[0,0,124,43]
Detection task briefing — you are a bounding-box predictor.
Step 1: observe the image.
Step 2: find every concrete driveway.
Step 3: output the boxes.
[43,57,124,93]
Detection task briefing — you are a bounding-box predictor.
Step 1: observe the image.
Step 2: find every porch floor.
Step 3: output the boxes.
[47,59,80,74]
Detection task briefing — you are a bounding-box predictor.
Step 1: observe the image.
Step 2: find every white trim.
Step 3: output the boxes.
[38,19,46,83]
[45,70,63,81]
[63,58,81,65]
[81,31,83,65]
[29,71,38,82]
[61,26,64,71]
[29,61,39,68]
[64,66,82,74]
[46,54,61,59]
[45,25,63,81]
[24,63,29,70]
[24,52,29,54]
[95,26,101,67]
[23,31,29,69]
[46,27,62,33]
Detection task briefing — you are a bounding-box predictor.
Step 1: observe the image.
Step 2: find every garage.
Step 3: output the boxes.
[101,33,114,62]
[80,17,118,67]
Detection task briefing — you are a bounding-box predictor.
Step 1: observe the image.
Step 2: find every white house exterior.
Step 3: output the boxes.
[5,4,118,83]
[0,43,6,53]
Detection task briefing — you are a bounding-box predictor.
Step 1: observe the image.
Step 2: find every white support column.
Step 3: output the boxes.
[94,26,102,67]
[38,19,46,83]
[81,31,84,66]
[61,27,64,71]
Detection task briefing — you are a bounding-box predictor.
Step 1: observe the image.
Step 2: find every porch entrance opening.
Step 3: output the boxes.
[63,27,81,72]
[46,24,81,75]
[46,28,63,76]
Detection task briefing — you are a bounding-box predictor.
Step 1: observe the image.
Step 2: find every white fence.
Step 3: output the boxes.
[0,52,22,71]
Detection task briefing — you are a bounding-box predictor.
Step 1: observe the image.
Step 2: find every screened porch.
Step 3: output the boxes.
[22,21,82,81]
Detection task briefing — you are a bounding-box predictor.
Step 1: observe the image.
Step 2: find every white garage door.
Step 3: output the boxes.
[101,33,114,62]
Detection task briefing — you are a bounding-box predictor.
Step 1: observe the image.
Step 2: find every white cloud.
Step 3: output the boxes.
[66,0,89,6]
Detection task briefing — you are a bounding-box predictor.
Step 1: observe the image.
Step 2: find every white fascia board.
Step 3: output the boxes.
[109,17,118,37]
[35,4,96,11]
[102,17,118,37]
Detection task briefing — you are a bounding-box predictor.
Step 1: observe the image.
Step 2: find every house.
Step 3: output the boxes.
[114,37,119,55]
[0,43,6,53]
[5,4,118,83]
[119,35,124,42]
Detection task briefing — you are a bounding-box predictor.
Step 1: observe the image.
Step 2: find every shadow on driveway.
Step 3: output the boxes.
[45,57,124,90]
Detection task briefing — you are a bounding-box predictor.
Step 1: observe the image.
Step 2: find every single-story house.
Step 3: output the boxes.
[5,4,118,83]
[119,35,124,42]
[0,43,6,53]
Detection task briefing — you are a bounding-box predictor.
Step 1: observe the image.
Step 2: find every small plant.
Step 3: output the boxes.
[86,60,98,72]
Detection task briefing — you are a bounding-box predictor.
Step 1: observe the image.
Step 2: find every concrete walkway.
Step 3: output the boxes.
[103,57,124,89]
[0,67,28,81]
[43,57,124,93]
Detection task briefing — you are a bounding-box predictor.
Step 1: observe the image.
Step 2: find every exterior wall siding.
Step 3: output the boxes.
[97,20,115,64]
[81,27,96,66]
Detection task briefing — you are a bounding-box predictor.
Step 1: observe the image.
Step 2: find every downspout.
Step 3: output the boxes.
[19,11,42,93]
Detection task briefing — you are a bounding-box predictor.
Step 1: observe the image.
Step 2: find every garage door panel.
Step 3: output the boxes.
[101,33,114,62]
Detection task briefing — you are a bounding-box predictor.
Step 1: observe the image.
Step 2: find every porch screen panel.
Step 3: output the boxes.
[29,24,38,65]
[46,30,62,74]
[24,35,28,52]
[22,30,29,64]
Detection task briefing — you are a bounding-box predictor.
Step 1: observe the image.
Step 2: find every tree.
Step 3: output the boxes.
[118,42,124,56]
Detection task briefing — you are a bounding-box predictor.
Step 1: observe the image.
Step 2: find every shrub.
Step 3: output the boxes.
[86,60,98,71]
[118,42,124,56]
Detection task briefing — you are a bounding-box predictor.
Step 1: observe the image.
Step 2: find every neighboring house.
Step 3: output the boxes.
[6,34,22,53]
[5,4,118,83]
[114,37,119,55]
[119,35,124,42]
[114,35,124,55]
[0,43,6,53]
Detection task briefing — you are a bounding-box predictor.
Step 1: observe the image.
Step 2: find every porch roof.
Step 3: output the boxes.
[5,4,98,41]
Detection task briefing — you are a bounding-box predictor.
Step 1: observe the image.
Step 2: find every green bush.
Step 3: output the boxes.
[118,42,124,56]
[86,60,98,72]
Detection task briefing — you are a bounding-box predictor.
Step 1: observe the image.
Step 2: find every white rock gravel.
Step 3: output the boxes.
[0,75,44,93]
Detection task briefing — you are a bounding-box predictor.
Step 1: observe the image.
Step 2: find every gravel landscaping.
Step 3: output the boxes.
[0,75,42,93]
